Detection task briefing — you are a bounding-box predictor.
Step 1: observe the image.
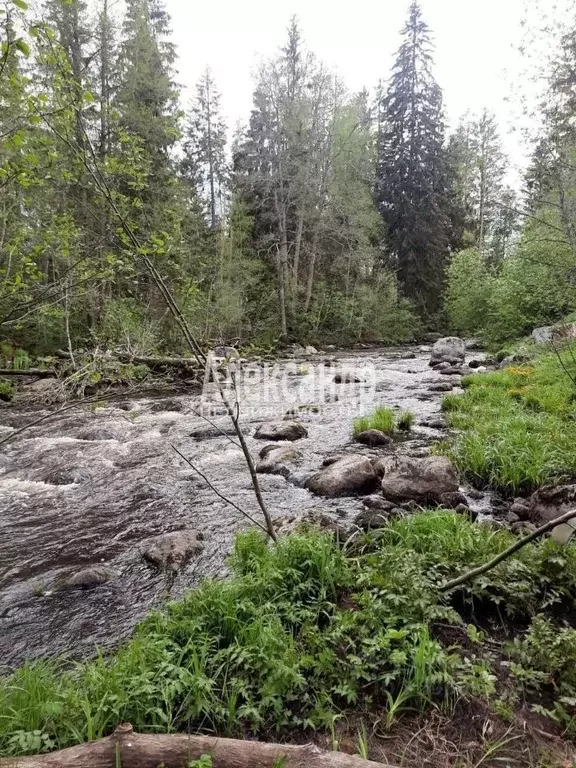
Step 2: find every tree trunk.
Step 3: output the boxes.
[0,724,394,768]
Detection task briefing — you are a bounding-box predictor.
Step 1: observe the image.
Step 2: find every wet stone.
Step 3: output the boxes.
[149,399,185,413]
[76,428,119,442]
[59,565,116,590]
[43,467,91,486]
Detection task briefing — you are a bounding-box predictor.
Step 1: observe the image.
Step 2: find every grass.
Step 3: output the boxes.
[1,513,576,758]
[438,343,576,494]
[353,407,414,436]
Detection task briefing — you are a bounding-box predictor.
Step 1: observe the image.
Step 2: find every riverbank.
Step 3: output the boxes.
[1,513,575,765]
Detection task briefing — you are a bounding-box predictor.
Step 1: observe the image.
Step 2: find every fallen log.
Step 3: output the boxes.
[0,724,395,768]
[55,349,202,372]
[0,368,56,378]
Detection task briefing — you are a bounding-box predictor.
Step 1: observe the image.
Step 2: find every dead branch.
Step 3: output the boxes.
[0,368,56,377]
[172,445,270,536]
[0,724,393,768]
[440,509,576,592]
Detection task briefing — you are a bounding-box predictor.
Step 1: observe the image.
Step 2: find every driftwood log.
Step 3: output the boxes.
[55,349,202,371]
[0,369,56,377]
[0,724,395,767]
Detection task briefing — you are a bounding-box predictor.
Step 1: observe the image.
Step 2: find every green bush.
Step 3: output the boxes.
[445,248,494,336]
[484,208,576,346]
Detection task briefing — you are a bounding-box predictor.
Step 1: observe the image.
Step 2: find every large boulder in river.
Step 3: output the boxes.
[143,530,204,572]
[306,455,379,498]
[257,445,302,476]
[529,485,576,544]
[254,421,308,441]
[381,456,459,504]
[430,337,466,367]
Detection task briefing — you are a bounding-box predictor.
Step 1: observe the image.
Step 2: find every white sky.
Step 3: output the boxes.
[167,0,529,173]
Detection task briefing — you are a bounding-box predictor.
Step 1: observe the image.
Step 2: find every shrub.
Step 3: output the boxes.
[445,248,494,336]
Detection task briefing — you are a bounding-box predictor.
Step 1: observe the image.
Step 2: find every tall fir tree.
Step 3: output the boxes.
[375,1,450,316]
[182,67,228,228]
[117,0,179,188]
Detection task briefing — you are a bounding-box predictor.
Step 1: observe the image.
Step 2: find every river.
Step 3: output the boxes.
[0,346,475,667]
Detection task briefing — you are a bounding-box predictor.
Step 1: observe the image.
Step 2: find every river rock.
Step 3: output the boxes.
[353,429,393,447]
[381,456,459,504]
[306,455,379,498]
[76,428,119,441]
[213,345,239,360]
[439,491,469,509]
[420,417,446,430]
[510,500,530,520]
[190,426,237,440]
[529,484,576,522]
[362,495,396,511]
[419,345,431,353]
[532,323,576,345]
[257,445,302,476]
[468,360,483,369]
[149,399,184,413]
[400,351,416,360]
[430,337,466,367]
[439,367,464,376]
[43,467,90,486]
[286,470,314,488]
[429,382,454,392]
[334,372,361,384]
[354,508,389,531]
[60,565,116,590]
[304,345,319,355]
[254,421,308,441]
[499,354,530,369]
[143,530,204,572]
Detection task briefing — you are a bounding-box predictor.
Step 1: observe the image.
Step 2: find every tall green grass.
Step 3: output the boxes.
[2,514,576,758]
[353,407,414,435]
[440,345,576,494]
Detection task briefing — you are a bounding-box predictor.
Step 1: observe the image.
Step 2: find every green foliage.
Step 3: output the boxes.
[188,757,212,768]
[0,379,15,400]
[397,411,415,432]
[445,248,494,335]
[484,209,576,345]
[2,514,576,757]
[509,615,576,734]
[439,346,576,493]
[353,407,414,435]
[354,406,396,435]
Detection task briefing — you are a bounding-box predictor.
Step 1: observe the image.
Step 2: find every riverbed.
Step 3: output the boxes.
[0,346,474,667]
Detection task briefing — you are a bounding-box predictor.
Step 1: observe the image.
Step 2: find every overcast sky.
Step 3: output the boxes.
[166,0,530,173]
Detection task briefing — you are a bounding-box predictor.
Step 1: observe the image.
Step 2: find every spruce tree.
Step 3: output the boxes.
[375,0,450,315]
[182,67,228,228]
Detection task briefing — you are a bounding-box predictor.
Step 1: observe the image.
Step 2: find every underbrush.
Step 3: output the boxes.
[439,344,576,494]
[1,512,575,758]
[353,407,414,435]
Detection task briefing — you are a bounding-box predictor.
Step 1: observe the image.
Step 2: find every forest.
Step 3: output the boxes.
[4,1,576,767]
[1,0,560,359]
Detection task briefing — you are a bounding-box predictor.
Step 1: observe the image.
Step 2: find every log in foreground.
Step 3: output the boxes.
[0,724,396,768]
